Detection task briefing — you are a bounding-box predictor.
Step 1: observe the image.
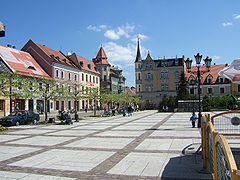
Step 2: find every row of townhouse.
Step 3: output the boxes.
[134,40,240,108]
[0,40,126,116]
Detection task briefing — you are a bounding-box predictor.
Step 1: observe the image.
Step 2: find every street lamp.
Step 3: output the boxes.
[185,54,212,128]
[0,21,5,37]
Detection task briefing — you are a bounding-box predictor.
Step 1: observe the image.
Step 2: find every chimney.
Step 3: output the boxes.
[225,63,228,67]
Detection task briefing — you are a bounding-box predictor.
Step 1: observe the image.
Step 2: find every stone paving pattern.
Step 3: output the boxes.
[0,111,214,179]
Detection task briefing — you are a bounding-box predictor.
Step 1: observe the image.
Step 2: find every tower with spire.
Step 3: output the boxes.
[93,45,126,93]
[135,38,142,93]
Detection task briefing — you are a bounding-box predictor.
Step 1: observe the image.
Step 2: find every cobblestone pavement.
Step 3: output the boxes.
[0,111,213,180]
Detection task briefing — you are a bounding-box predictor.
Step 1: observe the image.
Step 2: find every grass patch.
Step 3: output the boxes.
[0,126,8,131]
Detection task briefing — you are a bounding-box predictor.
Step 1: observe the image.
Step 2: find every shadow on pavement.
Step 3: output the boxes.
[161,144,213,180]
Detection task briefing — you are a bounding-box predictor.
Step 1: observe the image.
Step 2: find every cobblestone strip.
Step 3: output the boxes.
[89,113,174,174]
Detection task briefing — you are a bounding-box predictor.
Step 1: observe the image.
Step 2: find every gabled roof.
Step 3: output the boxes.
[94,46,110,66]
[185,64,228,84]
[96,47,107,59]
[145,51,153,61]
[76,55,100,74]
[0,45,50,78]
[34,42,78,68]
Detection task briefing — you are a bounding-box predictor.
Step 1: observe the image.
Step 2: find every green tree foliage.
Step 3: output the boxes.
[177,71,189,100]
[158,96,177,112]
[0,72,30,114]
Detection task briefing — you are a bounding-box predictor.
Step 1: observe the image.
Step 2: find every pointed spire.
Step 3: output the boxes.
[96,46,107,59]
[145,51,153,61]
[135,38,142,63]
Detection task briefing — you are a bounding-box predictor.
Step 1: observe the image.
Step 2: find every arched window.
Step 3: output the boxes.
[206,75,213,84]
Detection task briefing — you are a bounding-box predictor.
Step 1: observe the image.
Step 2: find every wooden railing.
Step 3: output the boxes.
[202,111,240,180]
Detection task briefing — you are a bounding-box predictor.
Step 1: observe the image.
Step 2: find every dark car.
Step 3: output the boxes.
[0,110,40,126]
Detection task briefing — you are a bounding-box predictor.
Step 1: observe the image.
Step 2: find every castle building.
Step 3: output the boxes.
[93,46,126,93]
[135,40,184,108]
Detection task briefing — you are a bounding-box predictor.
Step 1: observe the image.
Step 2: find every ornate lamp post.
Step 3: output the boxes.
[0,21,5,37]
[185,54,212,128]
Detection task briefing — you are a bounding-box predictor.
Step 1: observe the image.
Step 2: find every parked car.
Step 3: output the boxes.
[0,110,40,126]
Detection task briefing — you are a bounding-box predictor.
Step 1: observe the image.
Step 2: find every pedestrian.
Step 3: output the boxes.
[85,105,88,113]
[190,112,198,128]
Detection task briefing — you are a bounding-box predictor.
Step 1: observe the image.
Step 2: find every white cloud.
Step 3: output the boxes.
[233,14,240,19]
[103,24,135,40]
[212,56,221,60]
[104,30,120,40]
[222,22,233,27]
[103,41,148,64]
[86,24,109,32]
[131,33,149,42]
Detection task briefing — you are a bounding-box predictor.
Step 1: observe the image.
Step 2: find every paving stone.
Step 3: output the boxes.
[64,137,135,149]
[46,130,96,136]
[0,170,76,180]
[0,135,26,143]
[10,149,115,172]
[7,136,75,146]
[7,129,55,135]
[94,130,145,137]
[0,146,41,161]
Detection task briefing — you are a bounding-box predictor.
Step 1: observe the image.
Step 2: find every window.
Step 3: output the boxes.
[160,71,168,79]
[68,73,71,80]
[104,75,107,81]
[208,88,212,94]
[75,74,77,81]
[219,77,224,83]
[68,101,71,110]
[27,66,36,70]
[146,73,152,80]
[86,74,88,82]
[175,71,179,80]
[56,69,59,78]
[104,67,107,71]
[56,101,59,110]
[138,85,141,92]
[238,85,240,92]
[90,75,92,82]
[82,73,84,81]
[207,75,213,84]
[61,71,64,79]
[175,83,179,91]
[93,76,95,83]
[190,88,194,94]
[39,83,42,90]
[138,73,141,80]
[220,87,225,93]
[96,77,98,84]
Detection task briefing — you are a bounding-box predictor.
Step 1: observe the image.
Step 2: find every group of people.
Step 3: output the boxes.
[59,111,73,125]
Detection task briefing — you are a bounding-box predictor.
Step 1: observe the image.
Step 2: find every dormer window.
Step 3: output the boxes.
[27,66,36,71]
[219,77,224,83]
[50,55,54,58]
[206,75,213,84]
[88,64,91,69]
[79,61,83,66]
[55,56,60,60]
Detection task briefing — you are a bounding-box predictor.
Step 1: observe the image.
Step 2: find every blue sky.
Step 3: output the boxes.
[1,0,240,86]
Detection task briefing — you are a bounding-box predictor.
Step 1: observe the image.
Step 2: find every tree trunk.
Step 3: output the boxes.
[74,99,78,121]
[44,98,48,122]
[93,99,96,116]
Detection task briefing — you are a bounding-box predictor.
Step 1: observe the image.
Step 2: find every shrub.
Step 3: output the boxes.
[0,126,8,131]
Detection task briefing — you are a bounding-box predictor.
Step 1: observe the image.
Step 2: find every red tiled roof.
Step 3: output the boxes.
[125,87,136,95]
[185,64,228,84]
[95,59,110,65]
[76,55,100,74]
[35,42,78,68]
[0,45,50,78]
[96,47,107,59]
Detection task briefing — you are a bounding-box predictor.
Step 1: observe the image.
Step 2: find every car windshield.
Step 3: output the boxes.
[12,111,24,116]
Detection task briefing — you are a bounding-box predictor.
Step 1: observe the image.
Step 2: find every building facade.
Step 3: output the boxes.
[0,44,50,116]
[135,40,184,108]
[22,40,100,112]
[93,46,126,93]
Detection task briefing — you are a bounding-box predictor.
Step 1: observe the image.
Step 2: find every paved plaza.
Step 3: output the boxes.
[0,111,213,179]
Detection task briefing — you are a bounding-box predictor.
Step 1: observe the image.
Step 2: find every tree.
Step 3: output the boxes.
[86,87,101,116]
[177,71,189,100]
[0,72,26,114]
[28,77,66,121]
